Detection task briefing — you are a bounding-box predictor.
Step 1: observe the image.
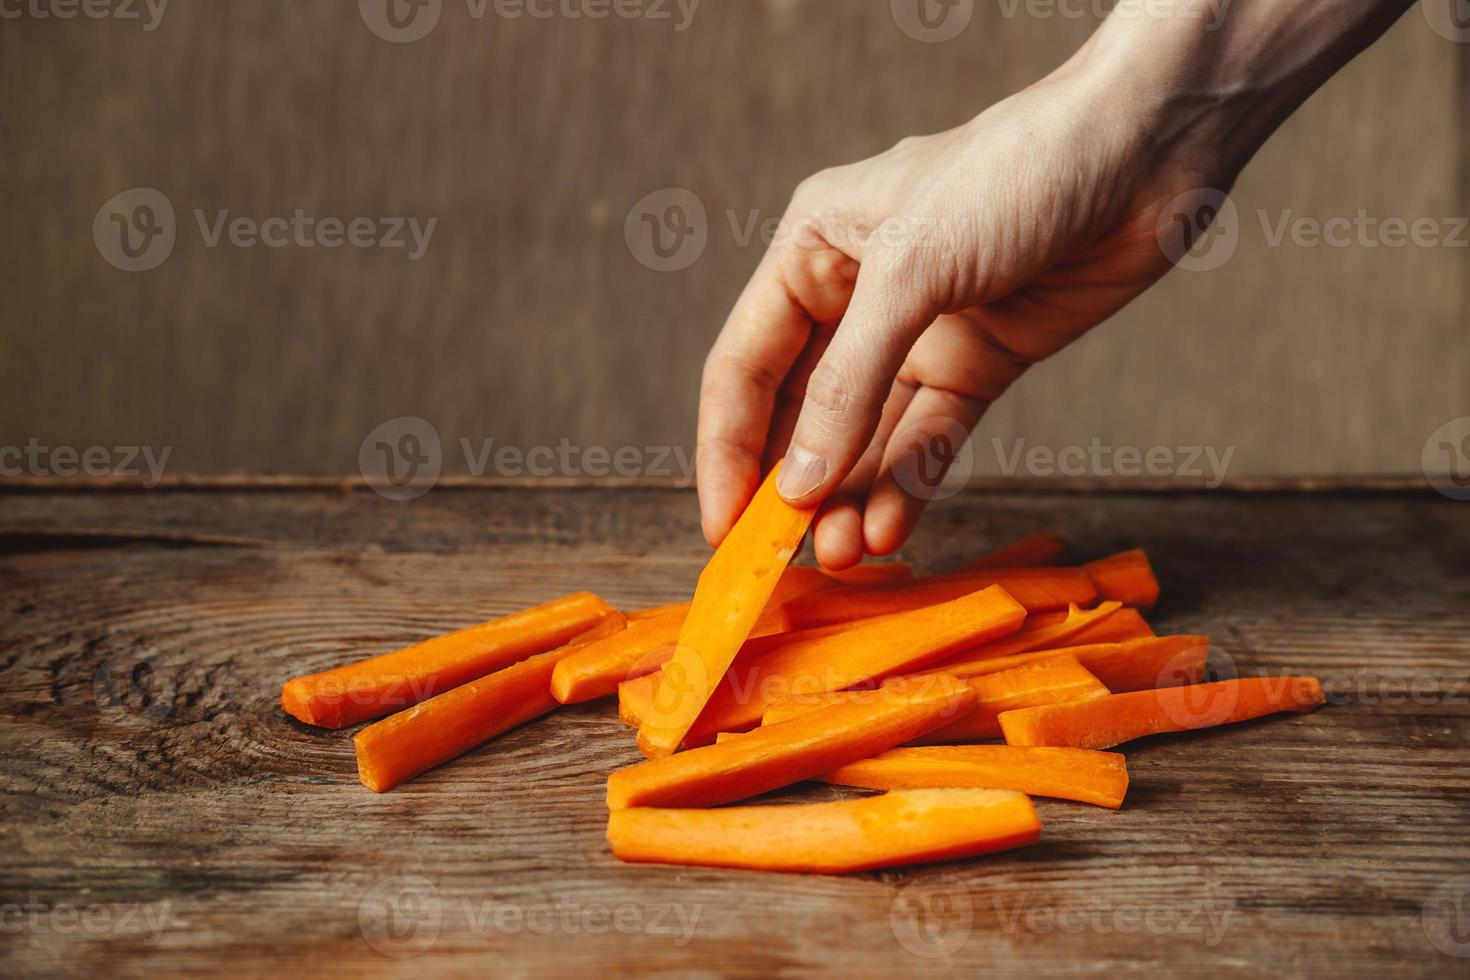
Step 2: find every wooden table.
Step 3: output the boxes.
[2,483,1467,977]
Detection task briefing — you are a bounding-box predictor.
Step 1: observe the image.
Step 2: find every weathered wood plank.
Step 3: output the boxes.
[1,487,1467,977]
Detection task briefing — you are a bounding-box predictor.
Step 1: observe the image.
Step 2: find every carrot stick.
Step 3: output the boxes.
[1011,604,1154,641]
[353,614,625,792]
[822,562,914,585]
[1083,549,1160,609]
[281,591,619,729]
[613,620,860,728]
[762,653,1110,743]
[637,465,817,758]
[820,745,1128,809]
[550,609,687,704]
[778,566,1097,629]
[618,673,656,727]
[1064,606,1154,644]
[924,635,1209,692]
[961,530,1068,570]
[679,586,1026,746]
[606,788,1040,874]
[999,676,1326,749]
[608,675,976,809]
[626,601,689,622]
[550,566,837,705]
[917,654,1110,742]
[924,601,1121,668]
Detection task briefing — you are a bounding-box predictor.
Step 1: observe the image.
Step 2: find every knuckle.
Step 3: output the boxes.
[802,365,860,426]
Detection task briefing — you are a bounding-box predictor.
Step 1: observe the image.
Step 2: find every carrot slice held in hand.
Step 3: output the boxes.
[683,585,1026,744]
[1083,549,1160,609]
[609,675,975,809]
[779,566,1096,629]
[281,591,620,729]
[637,464,817,758]
[961,530,1068,570]
[606,787,1039,874]
[353,612,626,792]
[820,745,1128,809]
[999,676,1326,750]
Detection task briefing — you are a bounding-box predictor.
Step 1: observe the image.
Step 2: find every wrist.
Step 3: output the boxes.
[1058,0,1414,181]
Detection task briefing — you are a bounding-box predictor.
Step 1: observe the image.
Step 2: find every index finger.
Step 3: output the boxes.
[697,247,813,546]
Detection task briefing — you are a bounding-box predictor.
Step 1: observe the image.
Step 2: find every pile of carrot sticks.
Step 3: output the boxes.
[283,468,1325,874]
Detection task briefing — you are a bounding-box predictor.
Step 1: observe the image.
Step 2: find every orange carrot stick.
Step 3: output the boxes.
[999,676,1326,749]
[924,601,1121,668]
[1083,549,1160,608]
[820,745,1128,809]
[637,465,817,757]
[626,601,689,622]
[281,591,619,729]
[1010,605,1152,641]
[762,653,1110,743]
[353,614,625,792]
[680,586,1026,746]
[618,674,656,727]
[550,609,688,704]
[961,530,1068,570]
[608,675,975,809]
[917,654,1110,742]
[1063,606,1154,644]
[606,788,1040,874]
[613,620,861,728]
[778,566,1097,629]
[552,566,838,705]
[822,562,914,585]
[925,635,1209,693]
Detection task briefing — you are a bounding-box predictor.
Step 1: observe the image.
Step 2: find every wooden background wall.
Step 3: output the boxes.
[1,0,1465,480]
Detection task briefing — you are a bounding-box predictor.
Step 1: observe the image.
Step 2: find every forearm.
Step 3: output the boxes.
[1064,0,1416,179]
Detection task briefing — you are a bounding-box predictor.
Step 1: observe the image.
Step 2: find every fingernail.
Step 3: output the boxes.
[778,447,826,501]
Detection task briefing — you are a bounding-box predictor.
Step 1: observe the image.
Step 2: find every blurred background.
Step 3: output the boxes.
[1,0,1466,484]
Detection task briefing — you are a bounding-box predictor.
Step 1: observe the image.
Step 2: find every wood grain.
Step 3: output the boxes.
[0,2,1465,478]
[1,485,1467,976]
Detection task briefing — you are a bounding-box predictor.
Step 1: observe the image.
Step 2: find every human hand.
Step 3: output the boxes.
[696,0,1410,568]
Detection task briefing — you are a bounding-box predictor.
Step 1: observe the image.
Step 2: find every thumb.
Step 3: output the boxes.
[775,255,943,506]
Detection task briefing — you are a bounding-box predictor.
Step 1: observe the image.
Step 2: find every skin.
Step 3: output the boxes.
[697,0,1416,568]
